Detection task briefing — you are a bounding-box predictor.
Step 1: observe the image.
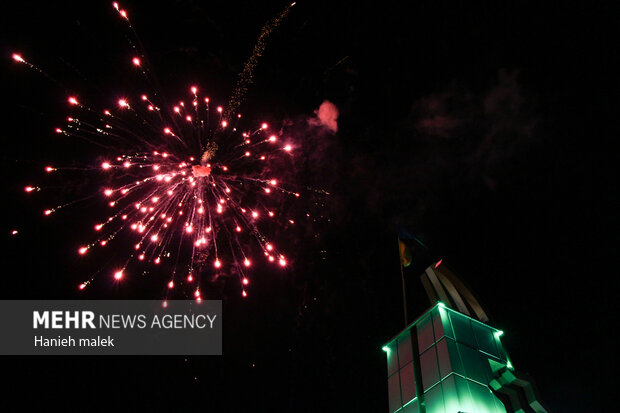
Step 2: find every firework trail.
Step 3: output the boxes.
[226,2,297,119]
[11,2,306,304]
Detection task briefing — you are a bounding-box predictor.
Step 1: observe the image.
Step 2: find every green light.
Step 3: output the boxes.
[437,301,445,308]
[382,346,390,353]
[494,330,504,338]
[402,397,418,408]
[507,360,513,369]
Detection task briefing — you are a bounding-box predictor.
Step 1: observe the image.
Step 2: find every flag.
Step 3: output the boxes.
[397,226,426,268]
[398,238,412,267]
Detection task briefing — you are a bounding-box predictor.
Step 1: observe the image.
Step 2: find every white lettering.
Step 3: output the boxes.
[33,311,49,329]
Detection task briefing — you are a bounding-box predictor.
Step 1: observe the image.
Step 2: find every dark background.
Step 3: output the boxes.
[1,1,617,411]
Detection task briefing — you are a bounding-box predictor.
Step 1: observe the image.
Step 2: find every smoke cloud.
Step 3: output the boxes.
[309,100,339,133]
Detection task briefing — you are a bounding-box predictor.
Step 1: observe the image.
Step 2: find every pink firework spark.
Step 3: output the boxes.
[13,2,304,301]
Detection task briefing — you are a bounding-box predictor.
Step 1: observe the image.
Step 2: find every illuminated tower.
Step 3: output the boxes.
[383,261,547,413]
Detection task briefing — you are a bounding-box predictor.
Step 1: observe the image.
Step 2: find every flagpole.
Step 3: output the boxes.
[399,240,409,327]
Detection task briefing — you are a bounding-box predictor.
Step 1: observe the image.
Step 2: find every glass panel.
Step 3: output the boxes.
[419,346,440,391]
[417,315,435,353]
[431,308,445,341]
[493,334,508,362]
[469,380,502,413]
[400,362,416,404]
[398,331,413,367]
[387,342,399,377]
[449,311,476,348]
[435,306,454,340]
[388,372,402,413]
[440,375,463,413]
[436,337,464,379]
[454,374,478,413]
[472,322,499,358]
[424,383,446,413]
[458,343,489,385]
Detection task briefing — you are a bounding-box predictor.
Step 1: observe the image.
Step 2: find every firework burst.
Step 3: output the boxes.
[12,2,305,302]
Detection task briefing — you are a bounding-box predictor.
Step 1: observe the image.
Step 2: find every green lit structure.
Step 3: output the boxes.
[383,262,547,413]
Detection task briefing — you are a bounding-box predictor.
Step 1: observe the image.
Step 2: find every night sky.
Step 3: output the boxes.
[1,1,617,411]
